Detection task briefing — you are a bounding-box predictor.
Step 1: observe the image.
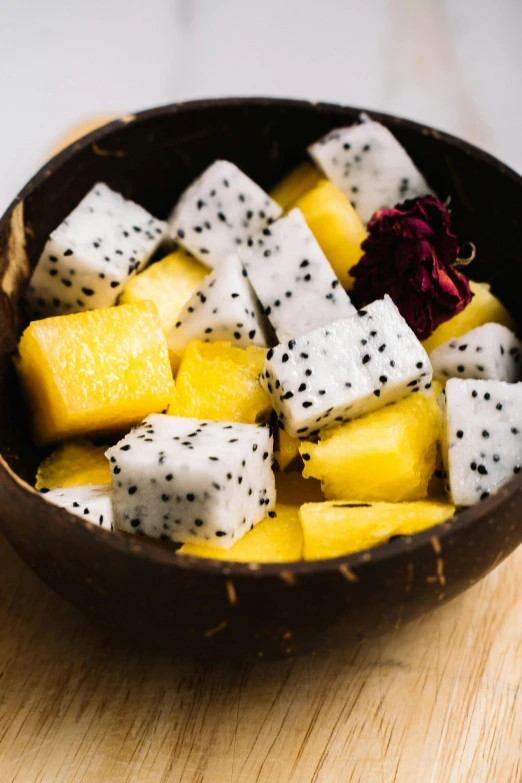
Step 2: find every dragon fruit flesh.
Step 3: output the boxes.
[167,255,269,358]
[168,160,282,267]
[241,208,356,343]
[106,414,275,548]
[39,485,113,530]
[260,295,432,439]
[441,378,522,506]
[26,183,167,320]
[430,323,522,383]
[308,116,433,225]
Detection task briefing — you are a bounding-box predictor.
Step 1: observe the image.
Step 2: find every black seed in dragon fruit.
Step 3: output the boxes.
[441,378,522,506]
[308,115,433,224]
[167,255,269,359]
[39,484,113,530]
[241,208,356,343]
[430,323,522,383]
[26,183,167,320]
[168,160,282,267]
[259,295,432,439]
[106,414,275,548]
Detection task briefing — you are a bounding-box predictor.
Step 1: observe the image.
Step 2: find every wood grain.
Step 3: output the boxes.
[0,532,521,783]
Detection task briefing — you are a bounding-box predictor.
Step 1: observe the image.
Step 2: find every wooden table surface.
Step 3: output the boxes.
[1,531,521,783]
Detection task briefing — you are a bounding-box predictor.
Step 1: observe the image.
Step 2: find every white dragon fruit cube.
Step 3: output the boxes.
[39,484,113,531]
[430,323,522,383]
[106,414,275,549]
[26,183,167,320]
[241,208,356,343]
[308,115,433,224]
[167,255,269,360]
[442,378,522,506]
[260,295,432,439]
[168,160,282,267]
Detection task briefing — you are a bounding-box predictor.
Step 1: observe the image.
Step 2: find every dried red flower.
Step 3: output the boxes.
[351,196,473,340]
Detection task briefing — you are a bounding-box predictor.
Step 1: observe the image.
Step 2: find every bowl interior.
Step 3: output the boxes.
[1,97,522,573]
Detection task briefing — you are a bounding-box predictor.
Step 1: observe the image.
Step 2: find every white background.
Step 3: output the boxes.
[0,0,520,213]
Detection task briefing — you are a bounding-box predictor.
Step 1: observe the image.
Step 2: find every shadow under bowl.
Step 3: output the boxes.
[0,98,521,659]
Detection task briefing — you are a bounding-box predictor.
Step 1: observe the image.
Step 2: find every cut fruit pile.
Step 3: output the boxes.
[17,114,521,564]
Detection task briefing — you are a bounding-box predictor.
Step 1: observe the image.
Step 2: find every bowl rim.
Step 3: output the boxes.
[2,95,521,579]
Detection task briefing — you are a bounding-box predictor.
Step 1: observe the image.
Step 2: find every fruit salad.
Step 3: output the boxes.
[17,113,521,563]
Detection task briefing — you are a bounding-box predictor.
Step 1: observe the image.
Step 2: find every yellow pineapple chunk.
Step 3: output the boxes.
[119,249,208,334]
[300,500,455,560]
[178,505,303,562]
[275,471,324,505]
[423,281,514,354]
[35,439,111,489]
[17,301,175,445]
[293,180,366,289]
[168,341,271,424]
[270,162,323,211]
[275,429,301,470]
[300,386,442,502]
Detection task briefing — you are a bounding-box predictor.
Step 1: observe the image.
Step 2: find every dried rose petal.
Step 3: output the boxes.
[351,196,473,340]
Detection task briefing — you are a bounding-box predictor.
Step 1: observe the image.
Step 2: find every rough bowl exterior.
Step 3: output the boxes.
[0,99,521,659]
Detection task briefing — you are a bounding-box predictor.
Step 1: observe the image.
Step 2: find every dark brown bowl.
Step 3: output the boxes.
[1,98,521,660]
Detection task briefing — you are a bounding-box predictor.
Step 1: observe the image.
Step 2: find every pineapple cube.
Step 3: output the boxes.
[119,249,208,333]
[178,504,303,562]
[300,386,442,502]
[35,439,111,489]
[275,429,301,470]
[275,471,324,505]
[293,180,366,290]
[168,341,271,424]
[270,162,323,211]
[423,281,514,354]
[17,301,175,445]
[300,500,455,560]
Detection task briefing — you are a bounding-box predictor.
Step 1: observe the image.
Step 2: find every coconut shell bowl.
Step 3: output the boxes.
[0,98,521,660]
